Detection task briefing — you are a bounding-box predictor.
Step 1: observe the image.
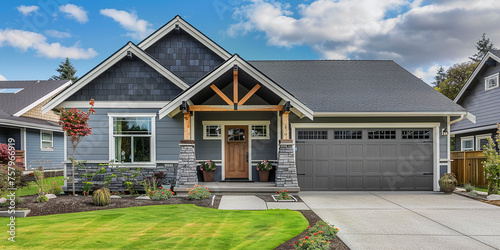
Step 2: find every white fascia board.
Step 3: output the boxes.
[138,16,231,60]
[450,124,498,135]
[159,55,314,120]
[314,111,467,117]
[58,101,169,109]
[465,112,476,124]
[13,80,72,117]
[42,43,187,114]
[0,119,62,132]
[291,122,441,130]
[454,52,500,102]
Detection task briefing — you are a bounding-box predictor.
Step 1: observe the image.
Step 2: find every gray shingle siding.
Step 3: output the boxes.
[25,129,64,169]
[452,63,500,132]
[67,57,183,102]
[145,30,224,85]
[68,108,183,162]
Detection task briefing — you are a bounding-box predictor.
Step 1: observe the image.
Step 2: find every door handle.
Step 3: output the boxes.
[246,152,248,162]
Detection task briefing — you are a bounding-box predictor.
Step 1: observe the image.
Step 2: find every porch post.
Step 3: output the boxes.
[176,140,198,187]
[276,139,299,188]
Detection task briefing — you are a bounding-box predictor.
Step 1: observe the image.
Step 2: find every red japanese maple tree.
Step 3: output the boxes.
[58,99,95,195]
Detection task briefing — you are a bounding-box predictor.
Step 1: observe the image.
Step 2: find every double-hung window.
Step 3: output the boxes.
[109,114,155,164]
[461,136,474,151]
[40,131,53,151]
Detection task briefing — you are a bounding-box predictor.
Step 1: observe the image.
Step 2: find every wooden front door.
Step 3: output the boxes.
[225,126,249,178]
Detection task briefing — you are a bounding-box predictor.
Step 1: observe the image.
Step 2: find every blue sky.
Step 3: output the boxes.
[1,0,500,85]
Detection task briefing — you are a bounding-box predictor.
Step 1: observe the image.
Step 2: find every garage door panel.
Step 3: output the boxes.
[348,144,363,157]
[348,160,363,173]
[331,176,347,190]
[314,160,329,174]
[296,128,433,191]
[364,160,380,172]
[313,176,329,190]
[314,144,329,158]
[331,144,347,157]
[330,160,346,173]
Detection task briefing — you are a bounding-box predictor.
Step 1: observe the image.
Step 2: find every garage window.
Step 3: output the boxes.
[402,130,430,139]
[368,130,396,139]
[334,130,362,139]
[298,130,328,140]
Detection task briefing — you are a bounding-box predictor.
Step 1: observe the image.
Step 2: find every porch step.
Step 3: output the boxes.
[173,182,300,195]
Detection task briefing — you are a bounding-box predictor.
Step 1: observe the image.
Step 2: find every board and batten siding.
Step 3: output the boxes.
[452,64,500,132]
[25,129,64,169]
[289,115,448,160]
[67,108,183,162]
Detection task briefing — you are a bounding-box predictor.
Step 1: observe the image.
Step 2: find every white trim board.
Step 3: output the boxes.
[291,122,442,192]
[0,119,62,132]
[42,42,189,114]
[314,111,467,117]
[451,124,498,135]
[138,16,231,60]
[58,101,170,109]
[13,80,71,117]
[159,54,314,120]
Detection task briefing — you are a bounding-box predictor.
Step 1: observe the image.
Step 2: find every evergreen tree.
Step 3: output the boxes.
[469,33,494,62]
[49,58,78,81]
[432,66,446,87]
[436,61,478,100]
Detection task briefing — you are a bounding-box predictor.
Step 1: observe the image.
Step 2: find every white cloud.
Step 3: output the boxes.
[17,5,39,16]
[100,9,153,40]
[0,29,97,59]
[0,74,7,81]
[59,4,88,23]
[45,30,71,39]
[228,0,500,84]
[413,64,443,85]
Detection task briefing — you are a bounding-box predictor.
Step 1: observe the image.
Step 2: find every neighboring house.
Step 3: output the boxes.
[451,50,500,151]
[43,16,468,192]
[0,80,70,169]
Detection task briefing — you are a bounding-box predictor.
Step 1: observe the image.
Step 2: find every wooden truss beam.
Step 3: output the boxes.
[210,84,233,106]
[238,84,261,106]
[188,105,283,112]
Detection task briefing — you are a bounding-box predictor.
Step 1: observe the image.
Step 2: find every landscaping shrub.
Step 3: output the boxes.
[292,235,330,250]
[275,190,292,200]
[307,221,339,240]
[187,185,211,199]
[150,188,174,201]
[464,183,475,192]
[292,221,339,250]
[36,195,48,203]
[93,188,110,206]
[48,182,64,195]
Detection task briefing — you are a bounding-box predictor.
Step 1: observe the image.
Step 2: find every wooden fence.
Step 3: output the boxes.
[450,151,487,187]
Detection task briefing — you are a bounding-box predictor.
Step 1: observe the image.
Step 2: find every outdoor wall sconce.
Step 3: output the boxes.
[442,128,448,136]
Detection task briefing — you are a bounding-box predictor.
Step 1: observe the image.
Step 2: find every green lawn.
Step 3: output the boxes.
[0,204,307,249]
[3,176,65,198]
[474,186,500,194]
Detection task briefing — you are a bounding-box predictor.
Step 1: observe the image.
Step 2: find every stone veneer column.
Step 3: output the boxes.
[176,140,198,187]
[275,139,299,187]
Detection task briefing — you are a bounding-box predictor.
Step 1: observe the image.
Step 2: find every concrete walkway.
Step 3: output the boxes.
[218,195,309,210]
[300,191,500,250]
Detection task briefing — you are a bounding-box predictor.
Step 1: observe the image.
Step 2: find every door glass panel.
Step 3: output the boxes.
[228,128,245,142]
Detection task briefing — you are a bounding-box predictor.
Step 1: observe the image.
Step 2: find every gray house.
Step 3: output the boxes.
[451,50,500,151]
[0,80,69,169]
[43,16,468,192]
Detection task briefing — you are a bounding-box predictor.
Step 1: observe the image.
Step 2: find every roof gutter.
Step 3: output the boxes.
[314,111,468,117]
[0,119,62,132]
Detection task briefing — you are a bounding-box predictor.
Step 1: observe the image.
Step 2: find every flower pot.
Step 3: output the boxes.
[202,171,214,182]
[258,170,270,182]
[439,173,458,194]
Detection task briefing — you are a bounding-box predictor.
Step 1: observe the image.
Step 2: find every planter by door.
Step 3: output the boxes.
[258,170,270,182]
[202,171,214,182]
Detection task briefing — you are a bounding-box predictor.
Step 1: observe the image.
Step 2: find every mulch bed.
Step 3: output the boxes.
[454,190,500,207]
[0,194,221,217]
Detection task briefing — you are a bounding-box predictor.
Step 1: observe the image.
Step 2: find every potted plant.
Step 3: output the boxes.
[257,160,273,182]
[439,173,458,194]
[200,160,216,182]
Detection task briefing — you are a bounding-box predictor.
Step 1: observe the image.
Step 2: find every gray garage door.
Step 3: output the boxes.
[296,128,433,191]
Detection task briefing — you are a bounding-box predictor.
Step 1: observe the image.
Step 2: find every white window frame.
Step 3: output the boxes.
[40,130,54,151]
[250,124,270,140]
[203,125,222,140]
[108,113,156,166]
[461,136,474,151]
[476,134,491,151]
[485,73,499,91]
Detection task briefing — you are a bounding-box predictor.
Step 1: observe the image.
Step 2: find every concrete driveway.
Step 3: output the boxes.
[300,191,500,250]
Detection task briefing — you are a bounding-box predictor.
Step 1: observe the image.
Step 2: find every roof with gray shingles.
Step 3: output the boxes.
[489,49,500,58]
[249,60,465,113]
[0,80,69,115]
